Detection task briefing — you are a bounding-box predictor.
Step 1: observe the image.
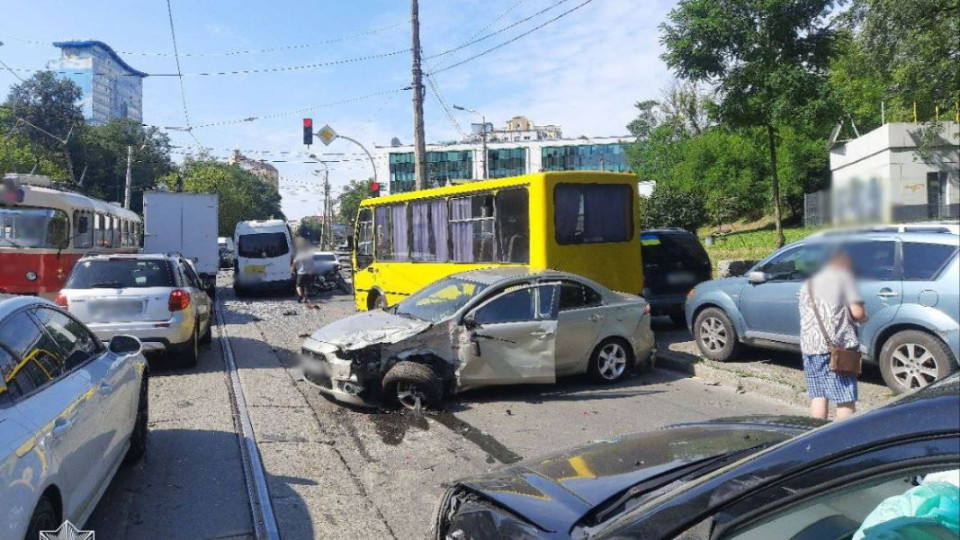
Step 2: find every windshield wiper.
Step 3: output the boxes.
[0,237,25,249]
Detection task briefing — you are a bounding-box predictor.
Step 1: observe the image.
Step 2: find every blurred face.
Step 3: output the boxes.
[828,251,853,271]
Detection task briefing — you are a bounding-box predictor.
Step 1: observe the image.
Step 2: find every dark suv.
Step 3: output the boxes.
[641,228,712,325]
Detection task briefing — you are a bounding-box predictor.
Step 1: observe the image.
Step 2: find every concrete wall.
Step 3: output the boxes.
[829,122,959,224]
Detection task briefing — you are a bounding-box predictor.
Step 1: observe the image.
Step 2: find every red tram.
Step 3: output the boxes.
[1,174,141,298]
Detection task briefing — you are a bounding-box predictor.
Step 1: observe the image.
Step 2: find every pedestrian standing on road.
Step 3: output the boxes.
[292,249,315,304]
[798,249,868,421]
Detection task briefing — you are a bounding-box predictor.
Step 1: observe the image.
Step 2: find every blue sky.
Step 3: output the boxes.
[0,0,673,219]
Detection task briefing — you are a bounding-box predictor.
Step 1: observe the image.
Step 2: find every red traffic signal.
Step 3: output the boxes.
[370,182,380,197]
[303,118,313,146]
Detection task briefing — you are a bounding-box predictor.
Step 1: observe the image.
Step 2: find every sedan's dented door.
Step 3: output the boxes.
[457,284,558,389]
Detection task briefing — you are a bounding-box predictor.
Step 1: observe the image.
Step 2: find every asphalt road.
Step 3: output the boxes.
[87,272,804,539]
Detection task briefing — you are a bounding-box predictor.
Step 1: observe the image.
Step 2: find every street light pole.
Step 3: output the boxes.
[453,105,487,180]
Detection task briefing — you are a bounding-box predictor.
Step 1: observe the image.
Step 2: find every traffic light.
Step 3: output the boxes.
[369,182,380,198]
[303,118,313,146]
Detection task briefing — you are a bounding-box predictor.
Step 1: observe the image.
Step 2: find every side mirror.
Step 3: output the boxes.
[463,313,479,330]
[747,271,768,284]
[78,216,89,234]
[108,335,142,356]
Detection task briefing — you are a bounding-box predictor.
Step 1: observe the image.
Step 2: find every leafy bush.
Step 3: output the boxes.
[640,187,707,232]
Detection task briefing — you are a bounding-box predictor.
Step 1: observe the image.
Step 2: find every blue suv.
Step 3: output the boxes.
[685,231,959,393]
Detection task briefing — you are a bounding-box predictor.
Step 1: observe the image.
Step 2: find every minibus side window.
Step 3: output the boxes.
[356,208,374,270]
[375,204,410,261]
[411,199,450,262]
[496,189,529,263]
[554,184,632,245]
[450,194,496,263]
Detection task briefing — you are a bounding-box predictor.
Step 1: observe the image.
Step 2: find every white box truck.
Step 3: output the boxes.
[143,191,219,295]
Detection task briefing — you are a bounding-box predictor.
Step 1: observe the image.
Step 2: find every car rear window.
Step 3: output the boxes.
[903,243,958,280]
[314,253,337,262]
[66,259,176,289]
[238,232,289,259]
[641,232,708,266]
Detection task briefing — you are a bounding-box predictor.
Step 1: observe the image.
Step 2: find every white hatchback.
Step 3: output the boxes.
[58,254,213,368]
[0,296,147,540]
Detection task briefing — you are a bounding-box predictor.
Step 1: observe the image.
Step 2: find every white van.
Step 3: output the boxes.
[233,219,294,295]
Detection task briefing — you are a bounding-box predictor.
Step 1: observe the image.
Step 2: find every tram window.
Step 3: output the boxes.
[94,214,105,247]
[74,211,93,249]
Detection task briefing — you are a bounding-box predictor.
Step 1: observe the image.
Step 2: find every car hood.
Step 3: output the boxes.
[454,416,820,533]
[305,309,430,351]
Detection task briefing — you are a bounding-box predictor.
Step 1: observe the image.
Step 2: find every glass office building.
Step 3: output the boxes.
[541,144,628,172]
[390,151,474,193]
[487,148,526,179]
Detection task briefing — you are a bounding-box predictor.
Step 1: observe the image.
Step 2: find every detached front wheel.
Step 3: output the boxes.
[382,361,442,411]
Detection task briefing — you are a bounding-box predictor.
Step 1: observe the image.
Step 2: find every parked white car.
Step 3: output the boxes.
[0,295,147,540]
[57,253,213,368]
[233,219,295,296]
[300,269,656,409]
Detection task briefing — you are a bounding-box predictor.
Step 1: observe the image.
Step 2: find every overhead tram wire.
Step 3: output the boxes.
[164,0,201,149]
[3,20,408,57]
[429,0,597,75]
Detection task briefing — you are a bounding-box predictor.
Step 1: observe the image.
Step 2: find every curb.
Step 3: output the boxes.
[656,349,892,411]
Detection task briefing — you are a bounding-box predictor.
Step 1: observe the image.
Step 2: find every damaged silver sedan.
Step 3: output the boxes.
[299,268,656,409]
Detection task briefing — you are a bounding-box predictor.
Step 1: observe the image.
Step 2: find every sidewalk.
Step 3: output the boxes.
[653,320,895,412]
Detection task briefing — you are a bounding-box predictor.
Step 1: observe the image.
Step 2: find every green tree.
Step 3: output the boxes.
[641,186,707,231]
[74,119,174,213]
[1,108,66,177]
[297,216,324,242]
[661,0,839,247]
[337,179,375,225]
[3,71,84,183]
[160,159,284,237]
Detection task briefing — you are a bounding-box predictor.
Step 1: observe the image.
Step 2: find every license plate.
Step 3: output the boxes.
[244,265,266,274]
[91,300,142,318]
[667,272,695,285]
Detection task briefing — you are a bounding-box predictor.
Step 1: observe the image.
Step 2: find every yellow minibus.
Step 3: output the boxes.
[352,171,642,310]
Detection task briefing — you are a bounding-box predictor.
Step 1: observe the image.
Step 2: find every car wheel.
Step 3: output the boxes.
[25,496,59,540]
[180,325,199,368]
[588,338,633,384]
[124,374,149,465]
[879,330,956,394]
[669,312,686,327]
[382,361,442,411]
[693,307,741,361]
[199,315,213,346]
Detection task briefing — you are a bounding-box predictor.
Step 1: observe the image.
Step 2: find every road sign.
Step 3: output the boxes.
[317,124,338,146]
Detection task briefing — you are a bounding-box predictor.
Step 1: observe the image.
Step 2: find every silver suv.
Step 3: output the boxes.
[58,253,213,367]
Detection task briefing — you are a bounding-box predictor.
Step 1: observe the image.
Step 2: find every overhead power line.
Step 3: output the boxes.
[430,0,597,75]
[164,0,201,148]
[3,20,408,57]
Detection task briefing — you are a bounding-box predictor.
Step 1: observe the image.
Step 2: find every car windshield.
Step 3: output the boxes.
[0,207,70,249]
[238,232,289,258]
[393,277,488,323]
[66,259,176,289]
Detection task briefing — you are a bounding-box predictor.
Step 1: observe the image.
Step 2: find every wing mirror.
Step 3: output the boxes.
[747,271,768,284]
[108,335,143,356]
[463,313,479,330]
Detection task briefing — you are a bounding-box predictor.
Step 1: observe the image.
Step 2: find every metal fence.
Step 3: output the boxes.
[804,190,831,228]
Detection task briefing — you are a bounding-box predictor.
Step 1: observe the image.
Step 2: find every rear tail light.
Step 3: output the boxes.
[168,289,191,312]
[55,294,69,308]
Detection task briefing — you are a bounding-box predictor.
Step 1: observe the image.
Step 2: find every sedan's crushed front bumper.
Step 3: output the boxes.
[301,344,376,407]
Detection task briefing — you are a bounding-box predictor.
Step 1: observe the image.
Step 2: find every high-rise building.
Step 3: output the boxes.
[48,41,146,125]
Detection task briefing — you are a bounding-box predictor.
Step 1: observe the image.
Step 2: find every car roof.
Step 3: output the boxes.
[0,295,56,319]
[796,230,960,247]
[449,267,600,286]
[79,252,174,261]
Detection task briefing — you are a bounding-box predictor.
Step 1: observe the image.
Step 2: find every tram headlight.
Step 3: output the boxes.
[25,271,38,282]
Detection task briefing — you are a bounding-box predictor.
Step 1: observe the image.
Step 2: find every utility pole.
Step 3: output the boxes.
[124,145,133,209]
[411,0,427,190]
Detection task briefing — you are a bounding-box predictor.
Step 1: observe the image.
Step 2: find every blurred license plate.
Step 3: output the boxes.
[667,272,695,285]
[91,300,142,317]
[244,265,266,274]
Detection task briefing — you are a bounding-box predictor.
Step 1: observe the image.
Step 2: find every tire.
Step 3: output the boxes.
[199,316,213,346]
[588,338,633,384]
[879,330,956,394]
[179,325,199,368]
[669,312,687,327]
[382,361,443,410]
[693,307,742,362]
[25,496,59,540]
[124,374,149,465]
